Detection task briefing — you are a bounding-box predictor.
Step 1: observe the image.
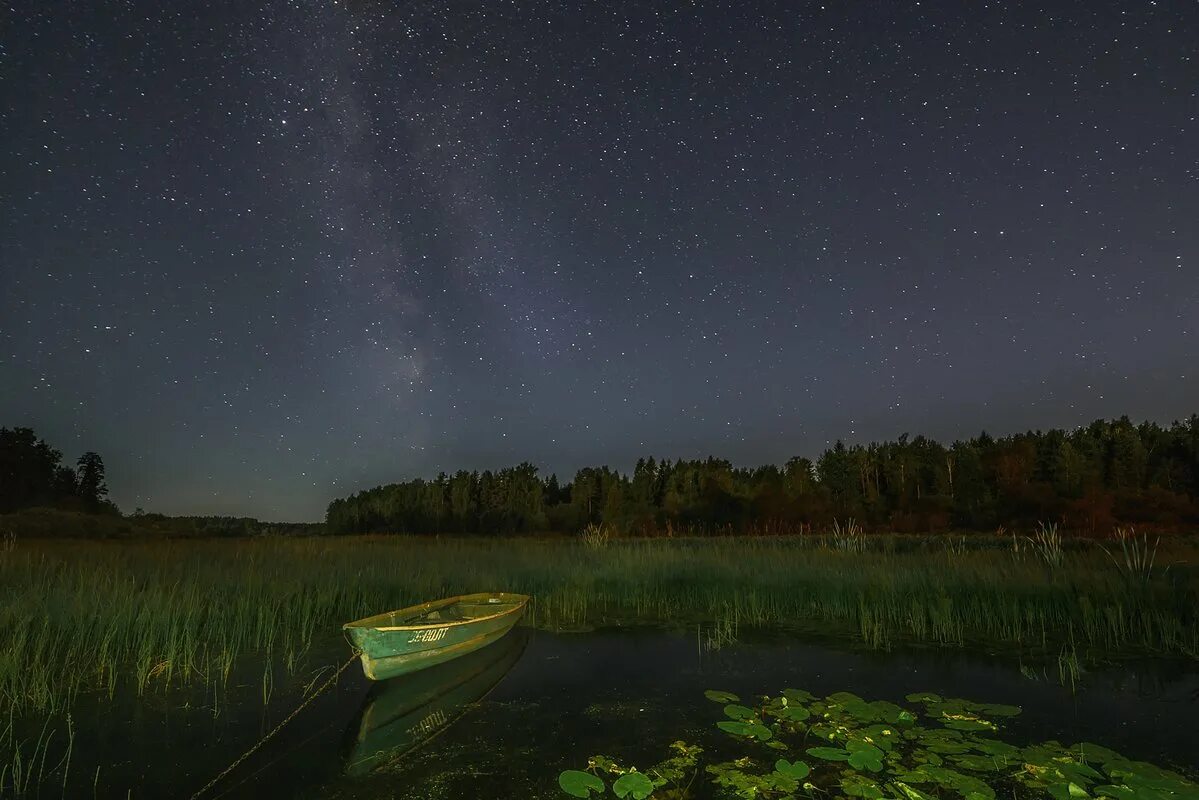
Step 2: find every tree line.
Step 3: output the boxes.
[0,427,111,514]
[325,415,1199,536]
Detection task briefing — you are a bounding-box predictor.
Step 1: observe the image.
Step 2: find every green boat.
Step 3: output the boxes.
[344,626,529,775]
[343,592,529,681]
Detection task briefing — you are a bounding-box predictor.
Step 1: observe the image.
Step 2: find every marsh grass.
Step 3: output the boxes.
[0,533,1196,717]
[1101,526,1163,588]
[1,712,74,797]
[1028,521,1064,569]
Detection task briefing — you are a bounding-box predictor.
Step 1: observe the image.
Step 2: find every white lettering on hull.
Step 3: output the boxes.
[406,627,449,644]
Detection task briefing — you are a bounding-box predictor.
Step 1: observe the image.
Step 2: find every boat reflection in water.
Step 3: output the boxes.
[343,626,530,776]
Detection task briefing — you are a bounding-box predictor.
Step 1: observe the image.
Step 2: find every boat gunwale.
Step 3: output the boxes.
[343,592,530,632]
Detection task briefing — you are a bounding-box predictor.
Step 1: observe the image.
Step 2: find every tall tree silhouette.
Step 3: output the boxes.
[76,452,108,508]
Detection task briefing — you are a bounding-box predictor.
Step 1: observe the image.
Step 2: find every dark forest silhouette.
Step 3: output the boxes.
[0,427,111,514]
[326,415,1199,536]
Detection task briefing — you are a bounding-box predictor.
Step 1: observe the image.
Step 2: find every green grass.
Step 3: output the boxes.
[0,533,1196,716]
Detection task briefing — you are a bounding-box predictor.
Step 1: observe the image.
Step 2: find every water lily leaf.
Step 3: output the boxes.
[1071,744,1123,765]
[1060,761,1104,784]
[768,771,801,793]
[775,759,811,780]
[783,688,815,703]
[922,766,996,799]
[829,691,866,704]
[559,770,605,798]
[951,754,1004,772]
[705,690,740,703]
[862,724,899,751]
[829,693,884,723]
[907,692,943,703]
[747,723,774,741]
[810,723,841,741]
[808,746,852,762]
[764,739,789,750]
[943,717,998,732]
[842,774,886,799]
[717,720,753,737]
[978,703,1022,717]
[1094,786,1138,800]
[848,742,885,772]
[893,781,938,800]
[724,704,756,720]
[779,704,811,722]
[872,701,907,723]
[971,738,1020,758]
[1047,782,1091,800]
[612,771,654,800]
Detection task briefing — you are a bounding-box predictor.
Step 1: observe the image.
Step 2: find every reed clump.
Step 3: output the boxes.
[0,532,1196,716]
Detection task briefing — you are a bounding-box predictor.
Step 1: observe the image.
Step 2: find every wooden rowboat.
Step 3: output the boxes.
[343,592,529,681]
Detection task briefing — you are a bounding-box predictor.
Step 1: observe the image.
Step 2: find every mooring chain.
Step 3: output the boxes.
[188,651,360,800]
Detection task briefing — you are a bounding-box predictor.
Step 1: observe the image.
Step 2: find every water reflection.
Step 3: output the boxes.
[343,627,530,776]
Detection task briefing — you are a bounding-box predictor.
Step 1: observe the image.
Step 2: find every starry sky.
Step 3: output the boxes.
[1,1,1196,521]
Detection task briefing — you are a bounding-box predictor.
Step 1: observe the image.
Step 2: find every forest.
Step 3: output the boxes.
[0,426,112,514]
[0,426,321,537]
[325,415,1199,536]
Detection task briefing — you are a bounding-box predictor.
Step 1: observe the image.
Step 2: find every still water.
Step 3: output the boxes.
[43,627,1199,799]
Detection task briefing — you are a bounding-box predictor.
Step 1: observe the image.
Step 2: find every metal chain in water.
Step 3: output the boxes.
[188,651,360,800]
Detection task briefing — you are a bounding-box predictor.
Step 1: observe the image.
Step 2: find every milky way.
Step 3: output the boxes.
[1,1,1196,519]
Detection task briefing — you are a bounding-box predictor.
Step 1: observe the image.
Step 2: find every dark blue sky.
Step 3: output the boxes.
[2,1,1196,520]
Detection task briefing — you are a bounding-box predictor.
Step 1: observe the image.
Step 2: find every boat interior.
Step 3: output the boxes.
[345,593,527,629]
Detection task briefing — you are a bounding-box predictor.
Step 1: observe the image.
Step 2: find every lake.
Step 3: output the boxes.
[31,625,1199,799]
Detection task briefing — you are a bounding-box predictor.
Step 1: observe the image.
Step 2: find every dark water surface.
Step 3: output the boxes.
[35,627,1199,799]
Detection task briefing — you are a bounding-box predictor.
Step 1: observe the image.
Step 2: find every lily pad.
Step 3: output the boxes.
[1047,782,1092,800]
[842,774,886,799]
[783,688,815,703]
[978,703,1022,717]
[775,759,811,780]
[971,738,1021,758]
[705,690,740,703]
[612,771,655,800]
[952,754,1005,772]
[559,770,605,798]
[907,692,943,703]
[847,742,885,772]
[1093,786,1138,800]
[778,704,811,722]
[746,723,774,741]
[717,720,753,737]
[807,746,852,762]
[724,704,756,721]
[893,782,938,800]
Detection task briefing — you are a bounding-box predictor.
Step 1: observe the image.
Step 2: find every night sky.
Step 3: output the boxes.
[2,1,1196,520]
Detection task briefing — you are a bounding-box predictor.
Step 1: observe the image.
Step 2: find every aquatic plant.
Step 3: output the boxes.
[830,518,866,554]
[1101,527,1162,588]
[580,523,613,550]
[1,534,1197,718]
[1029,522,1064,569]
[559,744,701,798]
[557,687,1199,800]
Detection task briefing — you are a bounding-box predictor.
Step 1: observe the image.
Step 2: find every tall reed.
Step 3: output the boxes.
[0,533,1195,718]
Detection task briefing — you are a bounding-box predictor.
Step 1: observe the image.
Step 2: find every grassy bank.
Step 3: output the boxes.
[0,533,1196,715]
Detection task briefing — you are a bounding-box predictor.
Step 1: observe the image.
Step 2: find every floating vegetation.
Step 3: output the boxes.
[557,687,1199,800]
